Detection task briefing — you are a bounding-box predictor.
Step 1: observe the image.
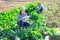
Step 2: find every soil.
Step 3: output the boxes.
[0,0,36,11]
[0,0,60,11]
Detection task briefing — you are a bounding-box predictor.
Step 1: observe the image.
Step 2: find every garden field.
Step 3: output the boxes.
[0,0,60,40]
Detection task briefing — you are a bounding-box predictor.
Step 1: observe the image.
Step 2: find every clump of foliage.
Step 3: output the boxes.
[25,2,37,15]
[0,2,57,40]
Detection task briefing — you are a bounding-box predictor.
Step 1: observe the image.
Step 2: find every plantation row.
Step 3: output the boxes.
[0,2,57,40]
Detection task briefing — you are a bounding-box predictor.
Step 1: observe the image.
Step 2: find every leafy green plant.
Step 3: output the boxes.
[0,2,57,40]
[25,2,37,15]
[1,37,8,40]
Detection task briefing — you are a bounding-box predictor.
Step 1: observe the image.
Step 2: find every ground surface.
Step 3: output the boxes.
[0,0,35,11]
[0,0,60,11]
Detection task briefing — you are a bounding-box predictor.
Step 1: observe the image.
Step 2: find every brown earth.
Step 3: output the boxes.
[0,0,35,11]
[0,0,60,11]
